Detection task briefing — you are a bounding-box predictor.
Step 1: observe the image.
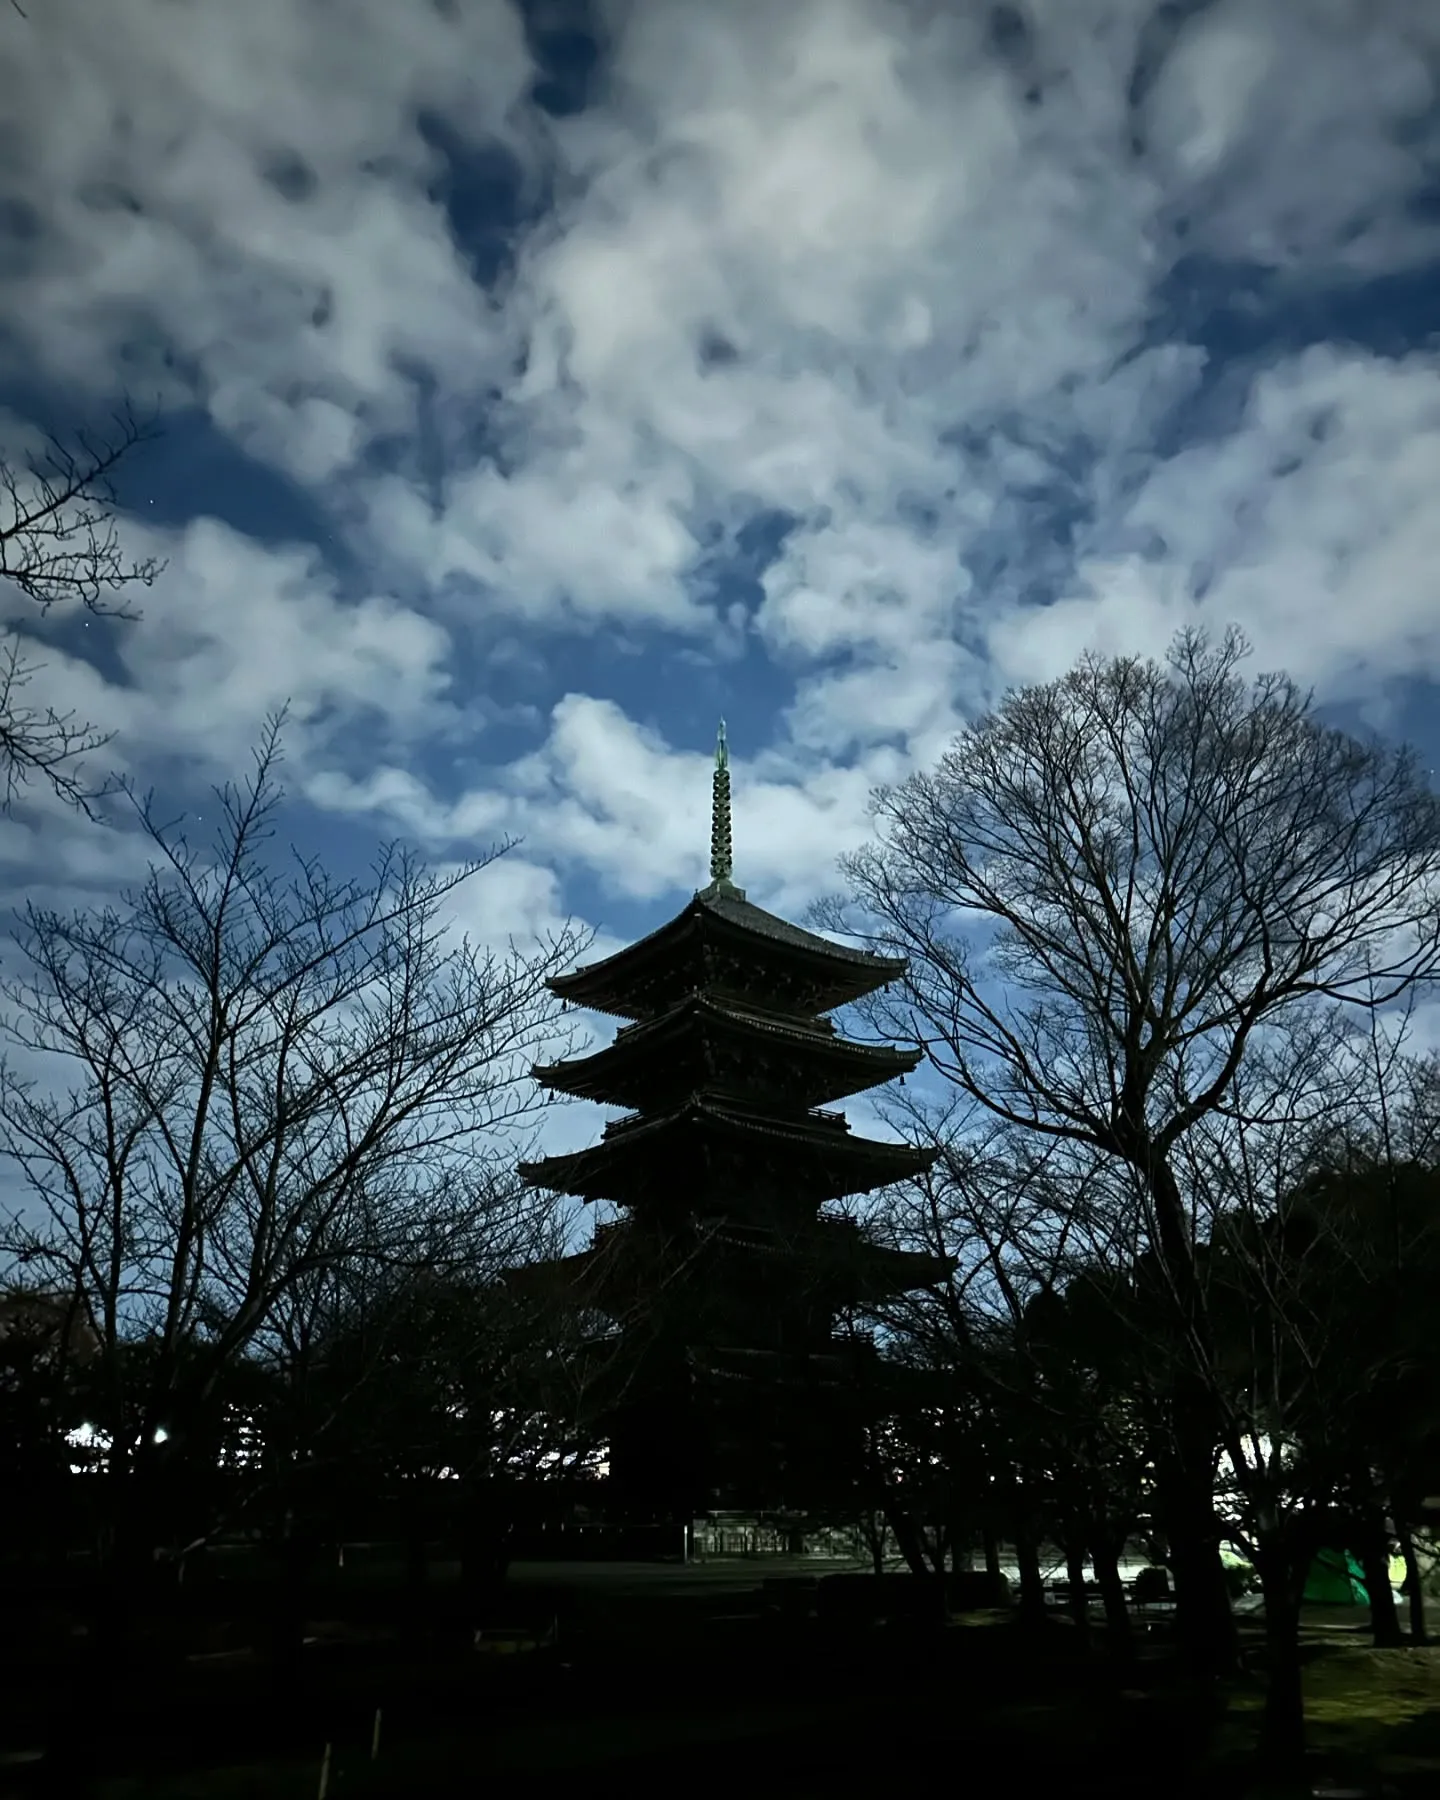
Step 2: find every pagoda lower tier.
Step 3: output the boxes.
[505,1213,947,1333]
[505,1209,953,1513]
[513,1297,910,1514]
[602,1335,885,1514]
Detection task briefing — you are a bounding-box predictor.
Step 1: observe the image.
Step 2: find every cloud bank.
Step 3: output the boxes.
[0,0,1436,960]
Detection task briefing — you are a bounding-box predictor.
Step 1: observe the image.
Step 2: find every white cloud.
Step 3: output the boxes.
[479,0,1167,637]
[781,647,976,771]
[758,522,969,661]
[362,694,719,900]
[2,0,536,476]
[0,797,156,911]
[435,850,585,954]
[367,453,708,631]
[987,346,1440,699]
[1140,0,1440,273]
[9,517,458,783]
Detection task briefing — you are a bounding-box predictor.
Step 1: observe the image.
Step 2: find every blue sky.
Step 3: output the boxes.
[3,0,1440,1163]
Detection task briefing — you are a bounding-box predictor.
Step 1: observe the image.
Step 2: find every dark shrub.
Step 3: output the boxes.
[947,1570,1013,1610]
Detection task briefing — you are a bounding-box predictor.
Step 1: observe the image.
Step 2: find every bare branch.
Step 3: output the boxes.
[0,400,164,811]
[821,625,1440,1224]
[0,400,164,614]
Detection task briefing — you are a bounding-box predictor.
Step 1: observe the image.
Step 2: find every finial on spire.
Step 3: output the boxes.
[710,718,733,884]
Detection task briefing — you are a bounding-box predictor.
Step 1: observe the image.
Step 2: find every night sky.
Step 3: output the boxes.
[3,0,1439,1158]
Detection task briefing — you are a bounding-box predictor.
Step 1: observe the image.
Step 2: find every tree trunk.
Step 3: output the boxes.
[266,1508,312,1708]
[1144,1154,1238,1678]
[858,1508,888,1576]
[1090,1527,1135,1663]
[1063,1529,1091,1639]
[403,1489,431,1644]
[983,1526,1002,1583]
[881,1494,933,1582]
[404,1476,431,1590]
[459,1478,517,1622]
[45,1479,146,1790]
[82,1463,160,1755]
[1158,1412,1238,1678]
[93,1525,142,1675]
[459,1523,510,1616]
[1014,1517,1047,1631]
[406,1526,430,1591]
[1399,1522,1430,1645]
[1255,1529,1306,1785]
[1357,1511,1403,1648]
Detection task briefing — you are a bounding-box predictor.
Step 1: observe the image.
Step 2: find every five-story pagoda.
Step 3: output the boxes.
[514,723,948,1516]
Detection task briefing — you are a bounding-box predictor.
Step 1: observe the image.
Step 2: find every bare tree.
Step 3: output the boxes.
[865,1106,1158,1646]
[817,626,1440,1703]
[0,717,589,1646]
[0,402,163,811]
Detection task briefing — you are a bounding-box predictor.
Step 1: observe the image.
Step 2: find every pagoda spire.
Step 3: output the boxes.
[710,719,732,882]
[702,718,745,899]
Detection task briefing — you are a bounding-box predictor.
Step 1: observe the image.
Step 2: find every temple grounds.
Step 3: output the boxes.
[5,1552,1439,1798]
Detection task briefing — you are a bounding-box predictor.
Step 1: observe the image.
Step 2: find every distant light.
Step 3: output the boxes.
[153,1427,169,1444]
[66,1420,106,1474]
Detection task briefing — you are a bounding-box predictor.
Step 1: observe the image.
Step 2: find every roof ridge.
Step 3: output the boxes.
[696,887,904,966]
[551,889,905,1012]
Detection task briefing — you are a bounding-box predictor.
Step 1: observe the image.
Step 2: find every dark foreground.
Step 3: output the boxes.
[4,1556,1438,1797]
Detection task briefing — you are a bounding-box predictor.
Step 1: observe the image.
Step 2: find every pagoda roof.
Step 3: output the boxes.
[518,1095,937,1205]
[550,883,906,1021]
[534,990,920,1107]
[703,1218,954,1298]
[503,1213,953,1310]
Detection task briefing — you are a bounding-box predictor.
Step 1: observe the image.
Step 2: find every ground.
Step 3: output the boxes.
[3,1556,1438,1797]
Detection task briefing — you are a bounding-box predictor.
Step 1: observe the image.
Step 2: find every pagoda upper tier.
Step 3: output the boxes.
[534,990,921,1112]
[518,717,938,1216]
[549,882,907,1023]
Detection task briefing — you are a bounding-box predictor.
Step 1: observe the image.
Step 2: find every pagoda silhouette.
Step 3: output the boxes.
[514,722,949,1518]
